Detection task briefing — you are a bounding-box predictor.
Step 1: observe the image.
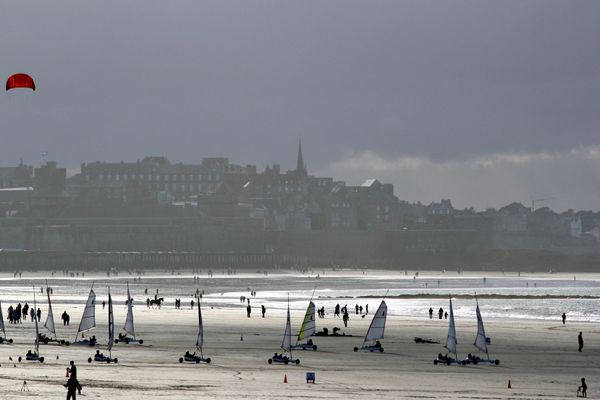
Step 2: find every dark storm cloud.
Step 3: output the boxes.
[1,1,599,209]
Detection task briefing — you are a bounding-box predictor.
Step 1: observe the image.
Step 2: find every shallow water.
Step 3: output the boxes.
[0,270,599,326]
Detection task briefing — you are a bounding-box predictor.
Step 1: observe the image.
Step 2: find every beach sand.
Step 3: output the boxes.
[0,271,597,399]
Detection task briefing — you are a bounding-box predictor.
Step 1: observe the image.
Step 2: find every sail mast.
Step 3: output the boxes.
[474,296,490,359]
[108,287,114,355]
[44,280,56,337]
[33,286,40,355]
[444,298,458,360]
[123,282,135,339]
[76,287,96,342]
[297,301,316,342]
[196,294,203,356]
[281,296,293,358]
[363,300,387,346]
[0,300,6,338]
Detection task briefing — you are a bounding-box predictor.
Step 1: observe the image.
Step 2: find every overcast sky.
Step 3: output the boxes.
[1,1,599,211]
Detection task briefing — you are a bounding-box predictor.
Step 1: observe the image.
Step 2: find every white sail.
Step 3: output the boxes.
[108,287,114,352]
[474,301,488,354]
[297,301,316,341]
[0,300,6,338]
[365,300,387,342]
[33,288,40,355]
[78,289,96,335]
[195,296,203,352]
[123,283,135,337]
[281,306,293,352]
[44,287,56,336]
[444,298,457,356]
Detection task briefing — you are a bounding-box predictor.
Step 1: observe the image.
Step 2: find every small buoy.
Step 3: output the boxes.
[507,379,512,389]
[283,374,288,383]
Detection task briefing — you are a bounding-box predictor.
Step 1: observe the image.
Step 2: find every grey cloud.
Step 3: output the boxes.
[0,0,599,201]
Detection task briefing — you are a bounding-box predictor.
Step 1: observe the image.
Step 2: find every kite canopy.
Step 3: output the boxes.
[6,74,36,91]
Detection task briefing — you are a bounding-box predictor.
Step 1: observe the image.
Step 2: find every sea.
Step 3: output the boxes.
[0,270,599,324]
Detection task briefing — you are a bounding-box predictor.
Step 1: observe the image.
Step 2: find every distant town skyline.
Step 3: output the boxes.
[2,1,599,211]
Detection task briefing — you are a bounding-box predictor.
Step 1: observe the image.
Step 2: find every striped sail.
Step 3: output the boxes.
[444,298,457,356]
[123,284,135,337]
[365,300,387,342]
[297,301,316,341]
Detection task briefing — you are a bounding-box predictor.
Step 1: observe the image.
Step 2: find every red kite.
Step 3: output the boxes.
[6,73,36,91]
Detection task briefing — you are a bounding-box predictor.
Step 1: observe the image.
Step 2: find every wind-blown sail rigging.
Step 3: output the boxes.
[77,288,96,339]
[108,287,114,352]
[474,299,488,355]
[196,296,203,353]
[33,288,40,355]
[123,283,135,338]
[365,300,387,342]
[0,300,6,338]
[281,306,293,353]
[297,301,316,342]
[44,286,56,336]
[444,298,457,357]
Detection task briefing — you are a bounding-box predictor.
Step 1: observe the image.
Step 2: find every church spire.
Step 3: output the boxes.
[296,139,306,175]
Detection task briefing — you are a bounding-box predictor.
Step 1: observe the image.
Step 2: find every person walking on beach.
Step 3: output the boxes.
[578,332,584,352]
[36,308,41,322]
[334,304,340,318]
[261,305,266,318]
[562,313,566,325]
[438,307,443,320]
[246,304,251,318]
[342,311,349,328]
[65,361,82,399]
[579,377,587,398]
[429,307,433,319]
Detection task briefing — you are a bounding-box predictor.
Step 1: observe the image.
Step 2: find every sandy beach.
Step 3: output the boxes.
[0,270,597,399]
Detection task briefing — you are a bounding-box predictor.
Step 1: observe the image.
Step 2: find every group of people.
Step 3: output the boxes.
[6,303,42,324]
[428,307,448,320]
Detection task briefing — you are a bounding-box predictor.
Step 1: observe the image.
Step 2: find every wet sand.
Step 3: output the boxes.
[0,271,597,399]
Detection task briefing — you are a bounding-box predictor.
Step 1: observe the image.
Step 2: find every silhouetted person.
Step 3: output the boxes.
[261,305,266,318]
[444,312,448,319]
[578,332,584,352]
[246,304,251,318]
[562,313,566,325]
[438,307,443,319]
[428,307,433,319]
[580,377,587,398]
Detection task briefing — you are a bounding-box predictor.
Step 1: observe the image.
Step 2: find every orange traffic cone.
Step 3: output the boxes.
[507,380,511,389]
[283,374,288,383]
